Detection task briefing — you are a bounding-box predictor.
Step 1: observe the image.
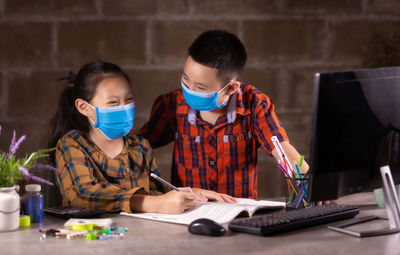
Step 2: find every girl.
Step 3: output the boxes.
[48,60,235,214]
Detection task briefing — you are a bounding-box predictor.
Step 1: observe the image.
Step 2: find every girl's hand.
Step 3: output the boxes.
[191,188,237,204]
[156,188,206,214]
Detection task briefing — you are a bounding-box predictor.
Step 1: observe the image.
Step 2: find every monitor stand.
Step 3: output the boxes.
[327,165,400,237]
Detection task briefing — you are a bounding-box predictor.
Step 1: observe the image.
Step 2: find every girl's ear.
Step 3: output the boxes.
[75,98,90,117]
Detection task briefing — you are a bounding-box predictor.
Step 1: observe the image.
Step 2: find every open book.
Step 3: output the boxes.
[120,198,285,225]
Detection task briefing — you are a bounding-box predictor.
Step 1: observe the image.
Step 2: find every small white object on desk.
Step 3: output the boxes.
[64,218,113,230]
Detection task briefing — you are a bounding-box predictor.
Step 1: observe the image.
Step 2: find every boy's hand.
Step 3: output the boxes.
[191,188,237,204]
[178,187,208,202]
[316,200,337,206]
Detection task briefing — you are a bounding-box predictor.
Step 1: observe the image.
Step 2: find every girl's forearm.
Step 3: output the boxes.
[130,194,161,213]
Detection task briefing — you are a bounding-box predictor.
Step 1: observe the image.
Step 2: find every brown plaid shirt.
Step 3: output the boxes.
[55,130,164,213]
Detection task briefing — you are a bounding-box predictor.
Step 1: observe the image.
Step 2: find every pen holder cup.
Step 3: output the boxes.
[285,176,310,210]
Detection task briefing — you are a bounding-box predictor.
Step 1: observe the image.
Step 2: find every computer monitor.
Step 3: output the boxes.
[309,66,400,202]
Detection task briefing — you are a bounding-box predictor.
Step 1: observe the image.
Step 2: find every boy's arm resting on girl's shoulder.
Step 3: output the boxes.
[138,94,176,149]
[55,143,146,213]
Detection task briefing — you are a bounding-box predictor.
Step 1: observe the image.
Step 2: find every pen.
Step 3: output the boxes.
[150,173,180,192]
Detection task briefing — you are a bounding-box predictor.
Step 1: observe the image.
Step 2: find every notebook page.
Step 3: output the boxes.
[122,202,242,225]
[235,198,286,216]
[121,199,285,225]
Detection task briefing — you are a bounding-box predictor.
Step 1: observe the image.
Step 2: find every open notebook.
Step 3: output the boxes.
[120,198,285,225]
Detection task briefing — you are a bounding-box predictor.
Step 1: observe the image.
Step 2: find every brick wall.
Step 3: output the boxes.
[1,0,400,198]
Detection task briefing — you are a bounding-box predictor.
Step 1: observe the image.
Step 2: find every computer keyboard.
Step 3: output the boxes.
[228,204,359,236]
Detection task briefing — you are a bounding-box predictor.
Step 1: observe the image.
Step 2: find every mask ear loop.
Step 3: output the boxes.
[85,101,98,127]
[217,80,234,106]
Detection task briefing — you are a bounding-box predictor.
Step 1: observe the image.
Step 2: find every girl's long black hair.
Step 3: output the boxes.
[48,60,131,164]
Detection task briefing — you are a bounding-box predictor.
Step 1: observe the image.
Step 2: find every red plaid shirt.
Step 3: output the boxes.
[139,83,289,198]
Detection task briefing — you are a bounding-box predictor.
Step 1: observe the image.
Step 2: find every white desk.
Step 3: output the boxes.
[1,192,399,255]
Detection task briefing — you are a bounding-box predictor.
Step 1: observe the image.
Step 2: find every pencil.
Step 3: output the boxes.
[150,173,180,192]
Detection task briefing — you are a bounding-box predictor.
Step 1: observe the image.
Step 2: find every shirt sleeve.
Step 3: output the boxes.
[137,94,176,149]
[139,137,168,195]
[253,96,289,157]
[55,141,144,213]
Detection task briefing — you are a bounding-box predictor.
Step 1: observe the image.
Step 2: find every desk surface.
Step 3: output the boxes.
[1,192,399,255]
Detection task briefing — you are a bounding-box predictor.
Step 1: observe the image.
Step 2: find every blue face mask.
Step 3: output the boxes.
[181,81,230,111]
[87,102,135,140]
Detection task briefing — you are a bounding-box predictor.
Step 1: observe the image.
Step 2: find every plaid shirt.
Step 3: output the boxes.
[55,130,164,213]
[139,83,289,198]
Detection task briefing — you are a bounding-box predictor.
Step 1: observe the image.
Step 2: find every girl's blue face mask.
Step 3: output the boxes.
[181,80,230,111]
[87,102,135,140]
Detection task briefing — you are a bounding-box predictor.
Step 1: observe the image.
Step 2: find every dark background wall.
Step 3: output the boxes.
[1,0,400,198]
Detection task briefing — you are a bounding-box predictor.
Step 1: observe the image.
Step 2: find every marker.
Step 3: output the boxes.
[295,164,307,193]
[271,136,295,177]
[295,164,302,179]
[299,155,304,169]
[295,189,307,208]
[278,163,299,194]
[150,173,180,192]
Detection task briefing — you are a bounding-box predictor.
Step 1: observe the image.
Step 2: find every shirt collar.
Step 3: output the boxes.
[73,130,134,159]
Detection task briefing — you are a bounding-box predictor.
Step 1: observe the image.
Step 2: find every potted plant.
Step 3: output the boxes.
[0,125,58,232]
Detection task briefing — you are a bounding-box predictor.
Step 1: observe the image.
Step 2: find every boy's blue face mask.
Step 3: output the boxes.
[181,80,230,111]
[87,102,135,140]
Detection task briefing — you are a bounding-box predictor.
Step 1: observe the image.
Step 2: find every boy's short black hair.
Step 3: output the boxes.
[188,30,247,83]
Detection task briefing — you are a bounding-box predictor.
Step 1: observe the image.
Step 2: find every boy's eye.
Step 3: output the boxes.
[126,97,134,102]
[108,101,118,105]
[197,86,206,91]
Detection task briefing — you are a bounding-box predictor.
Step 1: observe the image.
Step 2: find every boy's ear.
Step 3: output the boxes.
[226,81,240,96]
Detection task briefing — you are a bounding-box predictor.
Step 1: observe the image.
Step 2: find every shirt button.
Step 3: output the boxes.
[237,136,242,141]
[209,160,215,166]
[184,137,189,141]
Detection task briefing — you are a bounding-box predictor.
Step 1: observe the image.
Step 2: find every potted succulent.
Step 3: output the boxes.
[0,125,58,232]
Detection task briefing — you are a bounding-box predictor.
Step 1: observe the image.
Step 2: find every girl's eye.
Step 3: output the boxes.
[126,97,134,102]
[108,101,118,105]
[197,86,206,91]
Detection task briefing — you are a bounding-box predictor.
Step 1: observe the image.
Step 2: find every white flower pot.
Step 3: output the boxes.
[0,186,20,232]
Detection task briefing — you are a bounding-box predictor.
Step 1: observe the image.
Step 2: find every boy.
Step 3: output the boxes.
[139,30,308,199]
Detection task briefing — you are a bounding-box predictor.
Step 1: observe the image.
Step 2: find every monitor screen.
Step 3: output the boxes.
[309,66,400,202]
